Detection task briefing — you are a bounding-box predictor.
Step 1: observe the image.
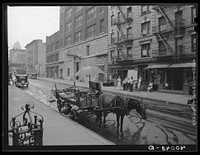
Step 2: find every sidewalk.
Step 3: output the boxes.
[8,85,115,145]
[38,77,192,106]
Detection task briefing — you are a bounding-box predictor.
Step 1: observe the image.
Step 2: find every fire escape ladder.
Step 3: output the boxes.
[116,45,126,61]
[156,32,178,60]
[157,6,175,29]
[153,5,178,61]
[117,6,127,23]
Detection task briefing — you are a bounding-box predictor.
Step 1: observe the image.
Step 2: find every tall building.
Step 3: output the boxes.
[9,48,26,72]
[25,39,46,77]
[46,6,109,82]
[107,5,197,94]
[46,31,60,78]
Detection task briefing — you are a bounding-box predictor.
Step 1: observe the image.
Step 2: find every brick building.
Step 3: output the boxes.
[107,5,197,94]
[25,39,46,77]
[46,6,109,82]
[9,48,26,72]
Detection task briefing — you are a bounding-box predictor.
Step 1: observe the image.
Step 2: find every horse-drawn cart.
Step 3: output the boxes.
[52,80,147,134]
[53,81,103,121]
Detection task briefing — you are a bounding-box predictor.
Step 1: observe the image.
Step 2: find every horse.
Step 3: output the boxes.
[95,92,147,135]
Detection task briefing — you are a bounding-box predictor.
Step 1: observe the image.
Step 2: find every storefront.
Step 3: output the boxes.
[145,62,195,95]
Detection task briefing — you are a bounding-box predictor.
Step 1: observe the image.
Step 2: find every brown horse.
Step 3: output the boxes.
[96,92,147,135]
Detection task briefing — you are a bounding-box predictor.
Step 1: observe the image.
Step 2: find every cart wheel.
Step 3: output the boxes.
[69,110,77,120]
[57,99,62,113]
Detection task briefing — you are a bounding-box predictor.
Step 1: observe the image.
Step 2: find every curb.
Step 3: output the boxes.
[38,78,190,107]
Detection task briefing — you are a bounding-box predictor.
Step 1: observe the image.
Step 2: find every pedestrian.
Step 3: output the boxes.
[117,76,122,90]
[147,81,153,92]
[11,73,16,86]
[129,76,134,92]
[122,77,127,90]
[137,76,142,91]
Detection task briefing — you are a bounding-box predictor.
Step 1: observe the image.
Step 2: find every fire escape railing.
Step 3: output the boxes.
[153,5,178,61]
[111,6,133,63]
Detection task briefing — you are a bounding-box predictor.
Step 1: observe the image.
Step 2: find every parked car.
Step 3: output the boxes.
[29,73,37,79]
[15,69,29,88]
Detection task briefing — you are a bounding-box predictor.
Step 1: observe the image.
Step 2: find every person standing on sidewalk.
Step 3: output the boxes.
[129,76,134,92]
[137,76,142,91]
[117,76,122,90]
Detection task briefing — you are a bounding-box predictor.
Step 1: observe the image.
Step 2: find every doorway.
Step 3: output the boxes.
[173,68,183,90]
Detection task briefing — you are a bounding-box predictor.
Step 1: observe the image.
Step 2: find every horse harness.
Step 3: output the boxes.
[108,95,129,115]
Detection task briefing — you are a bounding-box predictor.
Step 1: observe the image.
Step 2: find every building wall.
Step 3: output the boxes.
[107,5,197,93]
[25,40,46,76]
[56,6,109,82]
[60,34,108,80]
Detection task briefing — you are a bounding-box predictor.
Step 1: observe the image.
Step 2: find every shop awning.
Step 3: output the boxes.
[169,62,196,68]
[144,64,171,69]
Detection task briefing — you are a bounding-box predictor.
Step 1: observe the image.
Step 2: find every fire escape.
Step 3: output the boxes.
[152,5,185,61]
[112,6,133,63]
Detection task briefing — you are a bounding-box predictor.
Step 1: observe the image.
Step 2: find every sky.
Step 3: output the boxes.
[8,6,60,50]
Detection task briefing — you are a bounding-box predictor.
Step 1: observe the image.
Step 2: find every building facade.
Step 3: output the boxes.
[9,48,26,72]
[47,6,109,82]
[25,39,46,77]
[46,31,60,78]
[107,5,197,94]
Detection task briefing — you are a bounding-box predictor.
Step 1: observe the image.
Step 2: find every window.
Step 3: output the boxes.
[51,43,55,52]
[100,6,104,14]
[141,43,150,57]
[86,24,96,38]
[127,7,132,13]
[127,27,132,39]
[191,34,196,53]
[110,50,114,59]
[86,45,90,56]
[127,47,132,56]
[159,16,167,32]
[55,41,59,50]
[100,19,104,33]
[76,62,80,73]
[65,21,72,33]
[65,36,71,46]
[74,31,83,43]
[86,7,96,21]
[67,68,70,76]
[111,32,115,44]
[118,12,121,23]
[159,41,167,55]
[55,53,59,61]
[47,45,50,53]
[74,6,83,13]
[141,6,150,14]
[191,6,196,24]
[74,15,83,28]
[141,21,150,36]
[175,10,183,26]
[127,7,132,18]
[65,7,72,19]
[98,65,105,71]
[111,15,114,26]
